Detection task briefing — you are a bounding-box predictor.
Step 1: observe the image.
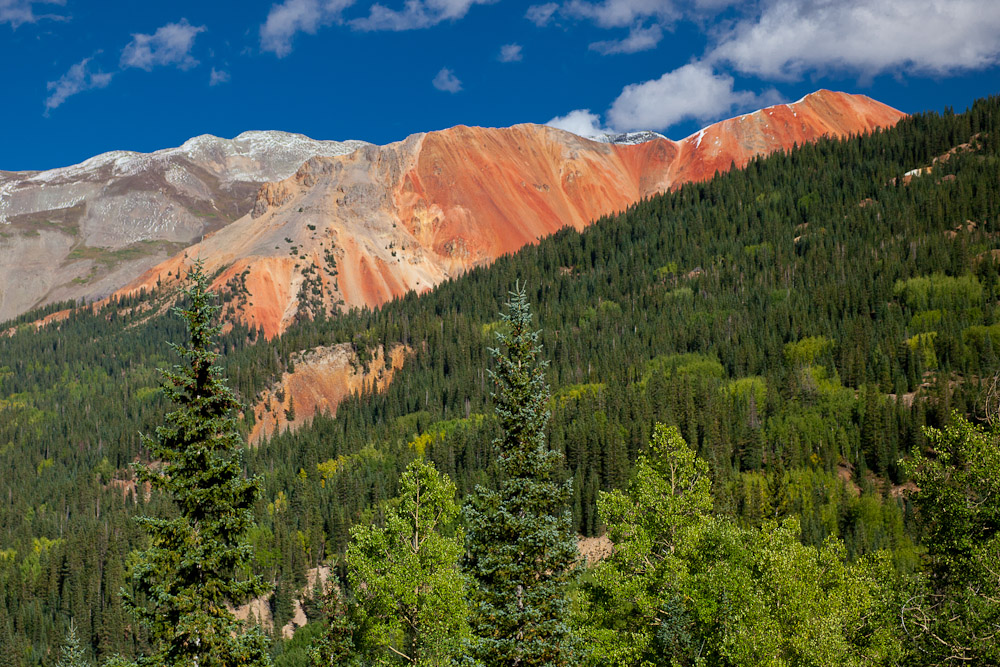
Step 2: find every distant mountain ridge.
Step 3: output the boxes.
[0,90,903,329]
[117,90,904,338]
[0,131,369,323]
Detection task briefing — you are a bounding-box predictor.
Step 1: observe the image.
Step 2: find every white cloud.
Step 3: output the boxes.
[710,0,1000,79]
[589,22,661,54]
[525,2,558,26]
[260,0,354,57]
[121,19,206,71]
[0,0,65,29]
[546,109,609,137]
[562,0,678,29]
[209,67,230,86]
[432,67,462,92]
[499,43,523,62]
[44,57,113,113]
[607,61,761,131]
[351,0,495,31]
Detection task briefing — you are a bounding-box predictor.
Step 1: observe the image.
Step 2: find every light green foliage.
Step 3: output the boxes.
[783,336,833,367]
[579,300,623,328]
[674,518,905,667]
[121,261,271,667]
[902,412,1000,665]
[905,332,938,369]
[552,383,605,407]
[600,424,712,553]
[726,377,766,409]
[962,322,1000,353]
[743,242,772,259]
[644,353,724,381]
[664,286,694,300]
[893,273,982,311]
[407,414,485,456]
[347,458,468,665]
[580,424,713,664]
[581,425,905,666]
[655,261,679,278]
[910,309,943,331]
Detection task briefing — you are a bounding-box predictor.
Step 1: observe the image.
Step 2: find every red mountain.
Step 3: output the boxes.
[113,89,903,339]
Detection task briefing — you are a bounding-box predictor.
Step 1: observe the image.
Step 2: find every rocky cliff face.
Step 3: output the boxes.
[118,90,904,338]
[0,131,368,322]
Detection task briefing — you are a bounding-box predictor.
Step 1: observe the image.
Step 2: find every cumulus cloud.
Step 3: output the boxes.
[546,109,610,137]
[209,67,230,86]
[499,43,523,62]
[589,22,662,54]
[562,0,677,29]
[351,0,495,32]
[0,0,65,29]
[121,19,206,71]
[432,67,462,92]
[260,0,354,57]
[607,61,763,131]
[525,2,558,26]
[709,0,1000,79]
[44,56,112,113]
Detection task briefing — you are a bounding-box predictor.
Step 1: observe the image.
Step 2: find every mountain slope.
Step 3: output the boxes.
[0,131,368,322]
[120,90,904,338]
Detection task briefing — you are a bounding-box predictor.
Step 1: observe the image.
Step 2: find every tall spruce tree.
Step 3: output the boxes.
[122,261,271,666]
[463,284,578,666]
[56,620,90,667]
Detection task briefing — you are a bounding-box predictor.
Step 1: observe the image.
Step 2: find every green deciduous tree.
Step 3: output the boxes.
[122,261,271,666]
[902,411,1000,665]
[581,424,905,666]
[347,458,468,665]
[464,284,578,666]
[580,423,713,664]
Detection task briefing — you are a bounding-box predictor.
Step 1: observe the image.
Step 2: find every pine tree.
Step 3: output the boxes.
[56,620,90,667]
[308,574,358,667]
[463,284,578,666]
[122,261,271,666]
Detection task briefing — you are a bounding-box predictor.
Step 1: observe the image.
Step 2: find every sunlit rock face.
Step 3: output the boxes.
[0,131,368,323]
[119,90,902,339]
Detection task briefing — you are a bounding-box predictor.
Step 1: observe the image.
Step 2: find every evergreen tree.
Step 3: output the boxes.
[122,261,271,666]
[307,574,358,667]
[56,620,90,667]
[463,284,578,666]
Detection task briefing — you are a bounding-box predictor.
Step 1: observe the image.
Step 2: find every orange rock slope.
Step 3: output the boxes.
[249,343,409,444]
[118,90,904,338]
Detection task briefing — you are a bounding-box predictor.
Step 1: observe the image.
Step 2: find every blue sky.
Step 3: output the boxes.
[2,0,1000,170]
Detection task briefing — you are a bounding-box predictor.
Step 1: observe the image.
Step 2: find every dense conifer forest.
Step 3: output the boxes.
[2,95,1000,665]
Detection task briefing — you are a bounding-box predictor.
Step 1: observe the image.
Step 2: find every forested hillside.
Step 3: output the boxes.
[2,96,999,665]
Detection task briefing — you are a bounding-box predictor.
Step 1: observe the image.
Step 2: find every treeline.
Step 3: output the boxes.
[1,94,999,663]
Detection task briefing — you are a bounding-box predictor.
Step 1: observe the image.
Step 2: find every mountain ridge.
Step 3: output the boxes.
[115,90,905,338]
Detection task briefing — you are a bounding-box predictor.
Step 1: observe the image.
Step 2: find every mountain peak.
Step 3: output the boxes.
[114,90,905,338]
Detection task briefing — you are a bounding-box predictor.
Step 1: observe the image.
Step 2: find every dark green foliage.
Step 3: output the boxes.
[307,575,358,667]
[122,262,271,666]
[463,285,578,666]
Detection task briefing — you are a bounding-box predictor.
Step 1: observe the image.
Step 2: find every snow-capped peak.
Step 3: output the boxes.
[588,130,667,145]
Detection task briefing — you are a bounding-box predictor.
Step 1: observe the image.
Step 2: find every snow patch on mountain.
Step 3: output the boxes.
[588,130,667,145]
